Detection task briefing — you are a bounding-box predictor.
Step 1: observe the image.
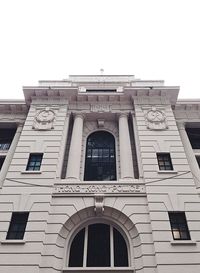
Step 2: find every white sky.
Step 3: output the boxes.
[0,0,200,100]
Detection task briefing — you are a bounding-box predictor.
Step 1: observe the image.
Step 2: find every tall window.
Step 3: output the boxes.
[157,153,173,170]
[84,131,116,181]
[186,128,200,149]
[168,212,191,240]
[6,212,29,240]
[0,128,16,150]
[68,223,128,267]
[26,153,43,171]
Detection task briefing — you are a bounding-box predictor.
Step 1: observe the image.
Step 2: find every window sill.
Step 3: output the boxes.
[21,171,42,174]
[1,239,25,244]
[170,240,196,245]
[157,170,178,174]
[63,268,134,273]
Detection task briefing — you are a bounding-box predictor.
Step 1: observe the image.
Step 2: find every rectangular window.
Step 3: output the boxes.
[26,153,43,171]
[168,212,191,240]
[6,212,29,240]
[0,156,6,170]
[157,153,173,170]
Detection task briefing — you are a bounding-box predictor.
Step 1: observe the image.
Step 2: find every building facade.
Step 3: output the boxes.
[0,75,200,273]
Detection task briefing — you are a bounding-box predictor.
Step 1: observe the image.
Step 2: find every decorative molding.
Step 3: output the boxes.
[33,107,55,130]
[144,107,168,130]
[90,104,111,112]
[94,194,104,216]
[97,119,105,128]
[53,183,145,196]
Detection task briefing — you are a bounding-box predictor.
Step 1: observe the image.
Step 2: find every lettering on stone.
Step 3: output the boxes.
[91,104,110,113]
[54,184,145,195]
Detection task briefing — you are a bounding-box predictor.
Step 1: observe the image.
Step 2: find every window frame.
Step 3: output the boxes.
[157,153,173,171]
[84,131,117,181]
[6,212,29,240]
[26,153,43,171]
[67,222,130,269]
[168,212,191,240]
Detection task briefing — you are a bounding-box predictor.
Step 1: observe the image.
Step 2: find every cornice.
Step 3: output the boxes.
[0,101,28,115]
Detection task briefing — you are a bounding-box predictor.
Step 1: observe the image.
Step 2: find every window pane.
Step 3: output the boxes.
[84,131,116,181]
[69,228,85,267]
[87,224,110,267]
[6,212,29,240]
[113,227,128,267]
[169,212,190,240]
[157,153,173,170]
[26,153,43,171]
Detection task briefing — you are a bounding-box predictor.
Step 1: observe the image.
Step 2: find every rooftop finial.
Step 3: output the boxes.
[100,68,104,75]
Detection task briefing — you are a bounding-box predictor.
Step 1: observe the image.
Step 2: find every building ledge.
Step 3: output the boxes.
[63,268,134,273]
[1,239,25,244]
[21,171,42,174]
[170,240,196,245]
[157,170,178,174]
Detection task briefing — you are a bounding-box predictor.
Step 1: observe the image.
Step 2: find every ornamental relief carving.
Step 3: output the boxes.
[33,107,55,130]
[144,107,168,130]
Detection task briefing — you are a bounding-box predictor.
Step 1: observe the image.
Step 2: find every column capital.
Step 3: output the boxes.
[176,121,186,130]
[118,112,129,119]
[73,112,85,120]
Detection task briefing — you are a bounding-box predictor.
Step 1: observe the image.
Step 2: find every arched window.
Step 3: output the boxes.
[68,223,128,267]
[84,131,116,181]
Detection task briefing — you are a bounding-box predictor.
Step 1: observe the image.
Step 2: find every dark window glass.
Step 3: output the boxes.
[69,228,85,267]
[0,156,5,170]
[196,156,200,168]
[0,128,16,150]
[157,153,173,170]
[114,227,128,267]
[186,128,200,149]
[168,212,191,240]
[87,224,110,267]
[6,212,29,240]
[26,153,43,171]
[86,89,116,92]
[68,223,129,268]
[84,131,116,181]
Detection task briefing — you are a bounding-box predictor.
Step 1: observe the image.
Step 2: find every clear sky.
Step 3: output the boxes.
[0,0,199,99]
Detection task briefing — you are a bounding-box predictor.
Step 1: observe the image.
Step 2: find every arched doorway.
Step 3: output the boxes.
[84,131,116,181]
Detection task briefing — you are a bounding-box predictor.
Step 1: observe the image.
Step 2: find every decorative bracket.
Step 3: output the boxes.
[94,194,104,216]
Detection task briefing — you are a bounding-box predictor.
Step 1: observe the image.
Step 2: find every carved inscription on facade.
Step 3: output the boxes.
[53,183,145,195]
[91,104,110,113]
[145,107,168,130]
[33,107,55,130]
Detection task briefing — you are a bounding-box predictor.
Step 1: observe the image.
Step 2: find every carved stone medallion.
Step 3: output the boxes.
[33,107,55,130]
[145,107,168,130]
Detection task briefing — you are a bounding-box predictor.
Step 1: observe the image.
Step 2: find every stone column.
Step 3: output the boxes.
[0,123,23,187]
[56,114,70,178]
[119,113,134,179]
[177,122,200,187]
[132,113,143,178]
[66,114,84,180]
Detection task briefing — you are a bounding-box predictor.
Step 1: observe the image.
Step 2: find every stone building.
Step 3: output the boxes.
[0,74,200,273]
